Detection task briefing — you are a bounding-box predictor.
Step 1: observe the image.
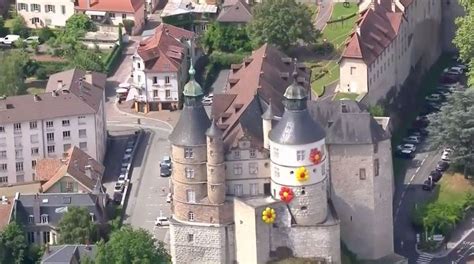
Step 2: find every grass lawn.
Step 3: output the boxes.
[437,173,474,204]
[26,87,45,95]
[333,92,359,100]
[322,3,358,48]
[307,60,339,96]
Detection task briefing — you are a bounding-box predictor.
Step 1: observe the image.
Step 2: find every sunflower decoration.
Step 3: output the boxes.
[279,187,294,204]
[309,148,323,165]
[262,207,276,224]
[295,166,309,182]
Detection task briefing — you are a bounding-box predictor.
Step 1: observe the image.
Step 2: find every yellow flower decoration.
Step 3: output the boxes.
[295,167,309,182]
[262,207,276,224]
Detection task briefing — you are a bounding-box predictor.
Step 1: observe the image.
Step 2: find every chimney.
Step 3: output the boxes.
[33,194,40,224]
[84,165,92,178]
[33,95,40,102]
[57,80,63,90]
[391,0,396,12]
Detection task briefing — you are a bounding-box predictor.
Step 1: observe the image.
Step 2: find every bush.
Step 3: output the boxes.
[122,19,135,35]
[105,44,123,75]
[38,61,71,76]
[368,104,385,117]
[38,27,56,42]
[35,67,48,80]
[209,51,247,68]
[10,15,29,38]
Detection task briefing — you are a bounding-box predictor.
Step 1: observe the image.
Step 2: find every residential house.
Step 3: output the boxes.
[75,0,145,36]
[35,146,105,194]
[131,23,195,113]
[0,69,107,185]
[16,0,75,28]
[161,0,218,34]
[41,244,97,264]
[216,0,252,25]
[11,192,107,245]
[339,0,443,104]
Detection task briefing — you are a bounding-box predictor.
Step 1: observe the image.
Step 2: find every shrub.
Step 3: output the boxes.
[122,20,135,35]
[209,51,247,68]
[35,68,48,80]
[105,44,123,75]
[38,27,56,42]
[368,104,385,117]
[10,15,29,38]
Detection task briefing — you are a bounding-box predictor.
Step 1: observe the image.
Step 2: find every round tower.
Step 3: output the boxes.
[168,63,211,222]
[261,100,274,150]
[269,70,328,226]
[206,119,226,204]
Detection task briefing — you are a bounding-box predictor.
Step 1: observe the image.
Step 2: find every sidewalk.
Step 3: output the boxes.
[115,100,180,128]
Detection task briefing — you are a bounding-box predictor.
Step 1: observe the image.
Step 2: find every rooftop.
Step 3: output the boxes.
[161,0,217,17]
[0,69,106,125]
[75,0,143,13]
[216,0,252,23]
[0,198,13,230]
[41,244,97,264]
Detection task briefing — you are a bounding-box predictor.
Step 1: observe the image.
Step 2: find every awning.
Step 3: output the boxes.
[119,83,131,88]
[116,88,128,93]
[85,10,106,16]
[126,87,139,101]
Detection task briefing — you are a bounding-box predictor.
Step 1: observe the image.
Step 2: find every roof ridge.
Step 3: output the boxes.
[42,244,68,261]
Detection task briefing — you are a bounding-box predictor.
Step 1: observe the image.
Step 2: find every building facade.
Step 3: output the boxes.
[16,0,75,28]
[168,44,397,263]
[339,0,449,104]
[0,69,107,185]
[160,0,218,34]
[131,24,195,112]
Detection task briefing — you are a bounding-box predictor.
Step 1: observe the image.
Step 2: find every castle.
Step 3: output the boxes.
[168,44,396,263]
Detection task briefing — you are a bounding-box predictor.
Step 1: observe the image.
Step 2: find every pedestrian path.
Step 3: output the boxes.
[417,253,434,263]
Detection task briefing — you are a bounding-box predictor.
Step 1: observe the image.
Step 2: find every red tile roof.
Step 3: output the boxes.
[0,199,13,231]
[341,2,404,64]
[137,24,194,72]
[217,0,252,23]
[75,0,143,12]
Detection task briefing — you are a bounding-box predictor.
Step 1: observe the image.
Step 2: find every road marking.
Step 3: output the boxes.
[421,157,426,166]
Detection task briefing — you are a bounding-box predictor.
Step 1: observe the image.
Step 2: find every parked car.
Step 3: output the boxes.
[114,182,125,193]
[160,156,172,168]
[441,148,453,161]
[166,193,172,203]
[408,128,429,137]
[202,98,213,106]
[439,75,457,84]
[444,67,462,75]
[397,144,417,152]
[453,64,467,72]
[125,147,133,154]
[0,35,20,45]
[396,149,415,159]
[450,66,465,73]
[155,216,170,226]
[160,166,171,177]
[425,94,443,102]
[430,170,443,183]
[113,192,123,204]
[24,36,40,44]
[403,136,421,144]
[422,177,434,191]
[118,174,126,184]
[127,139,135,148]
[436,161,449,172]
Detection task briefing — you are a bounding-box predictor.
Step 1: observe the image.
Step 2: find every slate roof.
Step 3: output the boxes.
[211,44,310,149]
[136,23,193,73]
[308,100,390,144]
[41,244,97,264]
[38,146,105,193]
[0,69,105,125]
[75,0,143,12]
[14,193,106,228]
[342,0,404,64]
[216,0,252,23]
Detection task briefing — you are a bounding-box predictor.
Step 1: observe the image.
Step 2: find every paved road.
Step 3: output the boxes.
[432,232,474,264]
[314,0,333,31]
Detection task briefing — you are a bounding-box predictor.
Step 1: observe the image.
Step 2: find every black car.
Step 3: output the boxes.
[436,161,449,172]
[422,178,434,191]
[160,166,171,177]
[395,149,415,159]
[408,128,429,137]
[430,170,442,182]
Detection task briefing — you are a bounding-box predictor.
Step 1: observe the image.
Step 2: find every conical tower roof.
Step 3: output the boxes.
[183,63,203,97]
[206,118,223,138]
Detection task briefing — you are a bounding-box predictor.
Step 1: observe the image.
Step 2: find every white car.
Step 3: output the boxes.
[118,174,126,184]
[24,36,39,44]
[125,147,133,154]
[403,136,421,144]
[441,148,453,161]
[397,144,417,152]
[166,193,172,203]
[0,35,20,45]
[155,216,170,226]
[444,67,462,75]
[425,94,442,102]
[202,98,213,106]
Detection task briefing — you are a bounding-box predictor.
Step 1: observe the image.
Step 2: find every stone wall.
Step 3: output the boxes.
[173,201,234,224]
[170,221,235,264]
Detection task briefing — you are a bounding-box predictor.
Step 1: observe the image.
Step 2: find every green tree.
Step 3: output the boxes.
[247,0,318,50]
[0,222,27,264]
[95,226,170,264]
[38,27,56,42]
[0,17,9,36]
[427,89,474,177]
[122,19,135,35]
[453,3,474,87]
[202,22,252,53]
[65,14,95,38]
[368,104,385,117]
[10,15,29,38]
[57,207,97,244]
[71,48,105,72]
[0,50,29,96]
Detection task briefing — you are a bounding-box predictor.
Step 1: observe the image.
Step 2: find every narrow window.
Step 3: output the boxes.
[374,159,379,177]
[296,150,305,161]
[359,168,366,180]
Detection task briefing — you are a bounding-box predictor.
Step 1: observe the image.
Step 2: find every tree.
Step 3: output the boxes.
[202,22,252,53]
[0,50,29,96]
[71,48,105,72]
[38,27,56,42]
[427,89,474,177]
[453,3,474,87]
[65,14,95,38]
[57,206,97,244]
[10,15,29,38]
[122,19,135,35]
[95,226,170,264]
[0,17,9,37]
[0,222,27,264]
[247,0,318,50]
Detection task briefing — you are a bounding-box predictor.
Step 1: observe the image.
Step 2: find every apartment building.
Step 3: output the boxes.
[0,69,106,185]
[16,0,75,28]
[75,0,145,35]
[131,23,194,112]
[339,0,443,103]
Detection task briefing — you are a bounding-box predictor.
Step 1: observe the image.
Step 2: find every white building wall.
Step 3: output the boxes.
[16,0,75,28]
[339,58,367,94]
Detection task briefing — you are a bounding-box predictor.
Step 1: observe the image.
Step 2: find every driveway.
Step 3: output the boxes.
[314,0,334,31]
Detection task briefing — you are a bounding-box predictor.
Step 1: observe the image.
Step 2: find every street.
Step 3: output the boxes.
[432,233,474,264]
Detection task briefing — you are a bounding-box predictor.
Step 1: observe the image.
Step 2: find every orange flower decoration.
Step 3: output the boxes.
[295,167,309,182]
[309,148,322,165]
[262,207,276,224]
[279,187,294,204]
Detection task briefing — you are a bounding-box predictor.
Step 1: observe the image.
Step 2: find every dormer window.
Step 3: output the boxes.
[90,213,95,222]
[234,150,240,159]
[28,215,34,223]
[249,149,256,158]
[41,214,49,224]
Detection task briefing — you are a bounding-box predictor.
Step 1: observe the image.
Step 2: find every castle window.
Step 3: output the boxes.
[187,233,194,242]
[233,150,240,159]
[233,164,242,175]
[272,147,279,158]
[249,149,256,158]
[188,212,195,221]
[274,167,280,177]
[186,190,196,203]
[234,184,243,196]
[249,183,258,195]
[301,187,305,195]
[296,150,305,161]
[185,168,194,179]
[301,206,307,211]
[373,143,378,153]
[249,162,258,175]
[184,148,193,159]
[359,168,366,180]
[374,159,380,177]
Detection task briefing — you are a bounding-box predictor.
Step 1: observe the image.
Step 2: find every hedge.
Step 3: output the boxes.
[327,12,357,24]
[105,44,123,75]
[209,51,247,68]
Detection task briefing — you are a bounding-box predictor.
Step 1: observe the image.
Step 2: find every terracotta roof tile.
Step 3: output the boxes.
[36,159,63,182]
[0,200,13,230]
[75,0,143,12]
[217,0,252,23]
